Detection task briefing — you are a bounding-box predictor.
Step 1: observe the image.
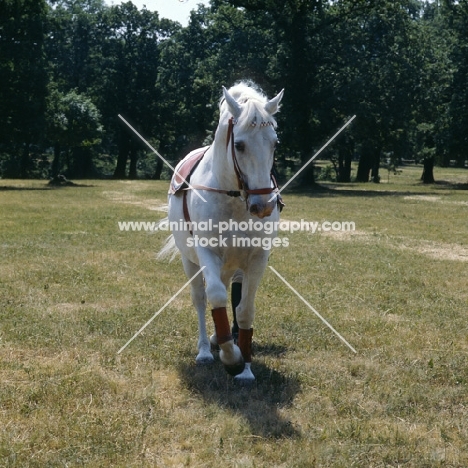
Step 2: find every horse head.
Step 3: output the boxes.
[221,83,284,218]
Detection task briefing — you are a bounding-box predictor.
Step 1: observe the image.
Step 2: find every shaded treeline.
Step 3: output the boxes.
[1,0,467,183]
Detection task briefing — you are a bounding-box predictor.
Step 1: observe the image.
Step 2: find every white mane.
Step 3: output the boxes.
[219,81,278,131]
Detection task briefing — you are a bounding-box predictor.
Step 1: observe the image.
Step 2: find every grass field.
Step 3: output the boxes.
[1,164,467,467]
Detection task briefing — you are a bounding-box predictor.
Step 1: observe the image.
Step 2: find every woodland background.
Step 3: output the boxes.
[1,0,467,184]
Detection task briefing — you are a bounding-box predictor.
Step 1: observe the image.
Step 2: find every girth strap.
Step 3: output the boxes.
[182,190,192,235]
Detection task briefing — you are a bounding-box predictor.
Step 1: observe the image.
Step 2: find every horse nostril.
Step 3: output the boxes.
[249,204,259,215]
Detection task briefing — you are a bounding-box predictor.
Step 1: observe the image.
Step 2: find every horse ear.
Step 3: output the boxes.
[223,86,242,119]
[264,89,284,115]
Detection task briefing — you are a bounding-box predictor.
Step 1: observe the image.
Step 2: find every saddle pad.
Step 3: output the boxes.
[169,146,209,194]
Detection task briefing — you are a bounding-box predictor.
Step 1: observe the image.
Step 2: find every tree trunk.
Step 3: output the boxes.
[371,151,381,183]
[356,141,373,182]
[298,160,316,187]
[153,158,163,179]
[128,142,138,180]
[114,133,130,179]
[69,147,96,178]
[421,157,435,183]
[337,139,353,182]
[51,143,61,178]
[19,143,30,178]
[82,148,96,178]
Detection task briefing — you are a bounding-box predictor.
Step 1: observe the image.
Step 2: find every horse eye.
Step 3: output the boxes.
[235,141,245,152]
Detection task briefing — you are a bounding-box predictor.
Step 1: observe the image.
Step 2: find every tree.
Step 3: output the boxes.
[92,2,178,178]
[409,0,454,183]
[0,0,48,177]
[45,88,103,178]
[326,1,428,183]
[46,0,106,92]
[1,0,466,183]
[445,0,468,169]
[211,0,380,185]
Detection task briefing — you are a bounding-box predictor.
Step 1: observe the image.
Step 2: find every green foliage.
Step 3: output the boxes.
[44,87,103,178]
[47,88,102,148]
[316,163,336,182]
[0,0,48,177]
[0,0,467,180]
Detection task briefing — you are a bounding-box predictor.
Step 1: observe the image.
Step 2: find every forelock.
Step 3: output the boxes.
[220,81,277,131]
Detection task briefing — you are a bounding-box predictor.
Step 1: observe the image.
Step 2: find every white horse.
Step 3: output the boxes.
[160,82,284,383]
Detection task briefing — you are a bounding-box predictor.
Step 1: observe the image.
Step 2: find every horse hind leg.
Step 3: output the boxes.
[231,281,242,342]
[181,257,214,365]
[232,270,266,384]
[234,328,255,384]
[231,280,256,383]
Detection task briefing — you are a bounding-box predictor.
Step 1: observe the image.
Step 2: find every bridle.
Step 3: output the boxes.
[227,117,280,199]
[191,117,283,210]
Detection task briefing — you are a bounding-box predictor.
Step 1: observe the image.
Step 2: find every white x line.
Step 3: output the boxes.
[117,266,206,354]
[269,115,356,202]
[269,266,357,353]
[118,114,207,202]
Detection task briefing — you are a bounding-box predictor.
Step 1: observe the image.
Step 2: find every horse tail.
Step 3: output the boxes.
[157,223,179,261]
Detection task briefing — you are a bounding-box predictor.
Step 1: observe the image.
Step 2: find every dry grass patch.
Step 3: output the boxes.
[321,228,468,262]
[102,190,167,212]
[1,173,468,466]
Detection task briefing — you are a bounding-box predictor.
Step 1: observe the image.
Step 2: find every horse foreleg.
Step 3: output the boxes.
[211,306,244,376]
[197,251,244,375]
[181,257,213,365]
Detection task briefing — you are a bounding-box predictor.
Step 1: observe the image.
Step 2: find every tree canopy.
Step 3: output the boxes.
[0,0,466,182]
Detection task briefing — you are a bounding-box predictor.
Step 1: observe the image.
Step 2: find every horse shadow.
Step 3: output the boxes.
[177,343,301,439]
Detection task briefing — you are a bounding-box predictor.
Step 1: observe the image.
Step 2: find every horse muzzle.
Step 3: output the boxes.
[248,196,276,218]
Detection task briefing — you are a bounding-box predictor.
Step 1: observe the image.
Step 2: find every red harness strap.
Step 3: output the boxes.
[177,116,285,235]
[225,117,282,201]
[226,117,244,191]
[182,190,192,234]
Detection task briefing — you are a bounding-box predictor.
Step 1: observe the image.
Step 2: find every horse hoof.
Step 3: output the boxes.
[223,360,245,376]
[234,363,255,385]
[196,354,214,366]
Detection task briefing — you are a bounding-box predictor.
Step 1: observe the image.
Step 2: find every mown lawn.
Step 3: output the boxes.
[1,165,467,467]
